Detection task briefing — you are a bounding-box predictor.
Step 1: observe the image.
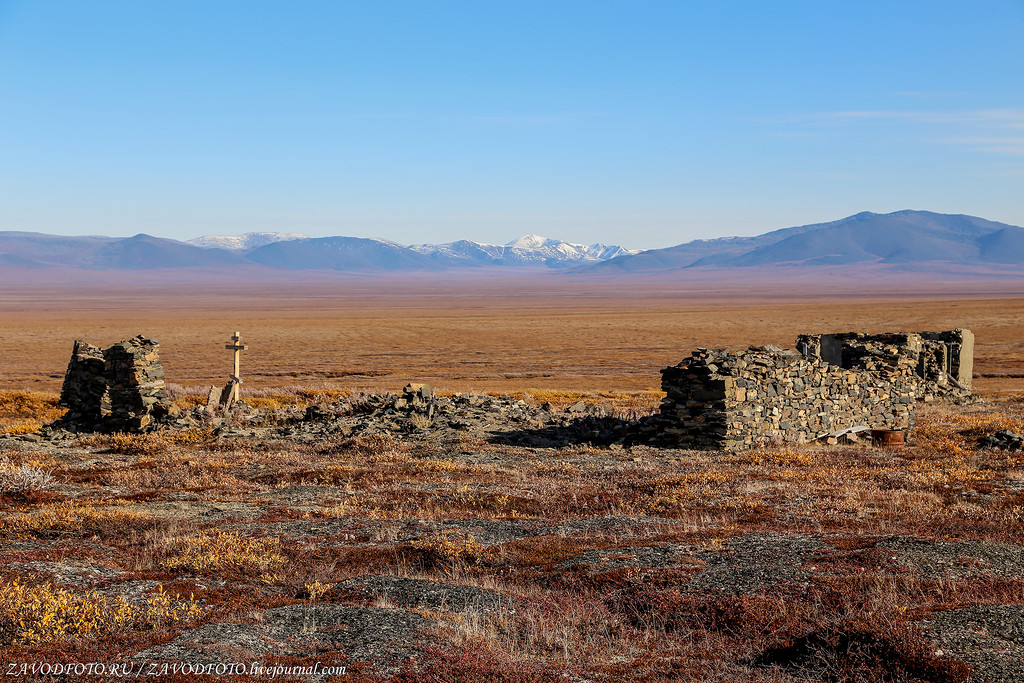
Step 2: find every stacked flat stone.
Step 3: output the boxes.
[59,340,108,425]
[104,336,169,430]
[395,383,436,419]
[796,329,973,401]
[648,345,918,450]
[58,335,171,432]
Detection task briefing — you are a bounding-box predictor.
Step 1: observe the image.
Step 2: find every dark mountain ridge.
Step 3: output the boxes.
[589,210,1024,272]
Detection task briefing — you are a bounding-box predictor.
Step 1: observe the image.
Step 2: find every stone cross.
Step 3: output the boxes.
[224,331,248,402]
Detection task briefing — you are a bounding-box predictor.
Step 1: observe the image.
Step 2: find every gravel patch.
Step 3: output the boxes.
[337,575,509,612]
[876,536,1024,580]
[135,604,431,678]
[6,560,123,586]
[686,533,831,594]
[919,605,1024,683]
[131,499,261,521]
[558,544,695,570]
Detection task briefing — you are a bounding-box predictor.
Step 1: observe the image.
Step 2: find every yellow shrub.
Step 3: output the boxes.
[0,421,44,436]
[412,531,488,567]
[161,531,285,574]
[169,428,215,445]
[0,579,203,645]
[0,390,65,423]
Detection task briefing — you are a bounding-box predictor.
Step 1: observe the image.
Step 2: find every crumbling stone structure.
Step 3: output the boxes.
[645,346,917,450]
[59,336,171,432]
[796,329,973,400]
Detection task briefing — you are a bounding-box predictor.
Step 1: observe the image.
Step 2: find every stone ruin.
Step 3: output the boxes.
[644,329,973,450]
[642,345,918,450]
[59,336,173,432]
[50,327,975,449]
[796,329,973,401]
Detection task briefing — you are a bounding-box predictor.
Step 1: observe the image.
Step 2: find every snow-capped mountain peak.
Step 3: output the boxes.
[187,232,308,251]
[506,234,560,249]
[411,235,638,267]
[188,231,637,268]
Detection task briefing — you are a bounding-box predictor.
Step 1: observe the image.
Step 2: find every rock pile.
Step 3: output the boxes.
[639,345,917,450]
[152,385,631,448]
[58,336,172,432]
[395,383,436,418]
[796,329,973,401]
[979,430,1023,451]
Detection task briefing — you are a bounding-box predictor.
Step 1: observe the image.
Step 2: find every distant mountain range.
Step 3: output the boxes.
[1,211,1022,274]
[0,232,637,271]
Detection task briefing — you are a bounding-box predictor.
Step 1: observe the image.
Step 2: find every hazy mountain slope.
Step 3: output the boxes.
[90,234,246,269]
[0,231,245,269]
[0,252,45,267]
[0,232,117,268]
[727,211,1004,266]
[245,236,439,270]
[977,228,1024,265]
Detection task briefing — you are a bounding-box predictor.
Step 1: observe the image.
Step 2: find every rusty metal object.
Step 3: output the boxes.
[871,429,905,449]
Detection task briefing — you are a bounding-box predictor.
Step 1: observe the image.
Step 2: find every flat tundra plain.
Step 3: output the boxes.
[1,276,1023,395]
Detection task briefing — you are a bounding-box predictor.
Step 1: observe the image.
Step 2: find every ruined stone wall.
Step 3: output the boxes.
[796,329,973,400]
[59,336,171,432]
[647,346,917,450]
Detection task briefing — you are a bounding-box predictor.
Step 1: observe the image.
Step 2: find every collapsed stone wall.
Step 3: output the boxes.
[644,346,917,450]
[59,336,171,432]
[796,329,973,400]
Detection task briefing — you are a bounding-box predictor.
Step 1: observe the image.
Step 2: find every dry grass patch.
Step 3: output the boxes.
[0,459,59,495]
[2,500,158,539]
[74,433,172,457]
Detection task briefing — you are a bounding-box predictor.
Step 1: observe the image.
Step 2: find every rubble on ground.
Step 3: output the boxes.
[979,429,1024,451]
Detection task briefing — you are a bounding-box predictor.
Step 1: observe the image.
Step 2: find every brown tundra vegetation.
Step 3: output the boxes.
[0,277,1023,682]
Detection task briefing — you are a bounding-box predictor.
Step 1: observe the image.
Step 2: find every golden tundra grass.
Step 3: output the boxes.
[1,279,1023,396]
[0,383,1021,680]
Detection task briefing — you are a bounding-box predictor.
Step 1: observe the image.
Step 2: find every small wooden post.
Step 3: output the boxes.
[224,331,248,403]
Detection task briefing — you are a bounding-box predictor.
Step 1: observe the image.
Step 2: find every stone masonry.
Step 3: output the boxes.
[796,329,973,400]
[59,335,172,432]
[647,345,918,450]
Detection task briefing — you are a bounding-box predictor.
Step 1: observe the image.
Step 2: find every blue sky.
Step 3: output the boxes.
[0,1,1021,249]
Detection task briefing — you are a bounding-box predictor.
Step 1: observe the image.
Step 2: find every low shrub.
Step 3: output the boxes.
[0,579,203,646]
[161,530,286,575]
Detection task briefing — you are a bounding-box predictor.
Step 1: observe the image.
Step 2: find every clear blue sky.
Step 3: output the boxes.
[1,1,1021,249]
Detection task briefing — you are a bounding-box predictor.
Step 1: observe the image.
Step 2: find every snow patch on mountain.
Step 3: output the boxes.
[410,235,638,267]
[188,232,309,251]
